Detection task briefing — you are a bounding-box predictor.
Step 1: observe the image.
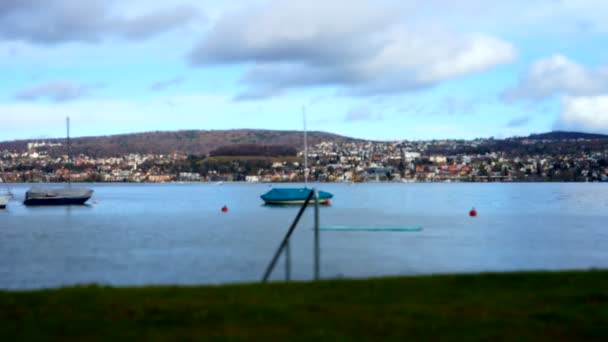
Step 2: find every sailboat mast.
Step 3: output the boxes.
[66,116,71,188]
[303,106,308,185]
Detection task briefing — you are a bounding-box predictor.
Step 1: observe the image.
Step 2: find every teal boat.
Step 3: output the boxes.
[261,107,333,205]
[261,188,333,205]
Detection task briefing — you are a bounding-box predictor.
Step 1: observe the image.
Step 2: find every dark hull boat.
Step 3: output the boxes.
[24,187,93,206]
[261,188,332,205]
[23,117,94,206]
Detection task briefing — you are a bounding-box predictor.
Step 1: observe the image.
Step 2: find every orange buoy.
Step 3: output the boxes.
[221,205,228,213]
[469,207,477,217]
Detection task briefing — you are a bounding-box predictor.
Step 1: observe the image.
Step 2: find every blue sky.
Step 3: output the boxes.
[2,0,608,141]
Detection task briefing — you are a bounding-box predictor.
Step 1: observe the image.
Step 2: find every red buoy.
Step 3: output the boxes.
[221,205,228,213]
[469,208,477,217]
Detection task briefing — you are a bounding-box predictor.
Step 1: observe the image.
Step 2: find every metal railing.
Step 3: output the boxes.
[261,188,321,283]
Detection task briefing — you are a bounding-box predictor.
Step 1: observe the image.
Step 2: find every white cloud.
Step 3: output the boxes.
[421,34,515,82]
[345,106,372,122]
[0,0,201,44]
[14,81,94,102]
[189,0,516,99]
[557,95,608,132]
[504,55,608,101]
[119,4,201,40]
[505,54,608,133]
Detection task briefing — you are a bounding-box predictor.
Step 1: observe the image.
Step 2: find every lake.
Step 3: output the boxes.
[1,182,608,289]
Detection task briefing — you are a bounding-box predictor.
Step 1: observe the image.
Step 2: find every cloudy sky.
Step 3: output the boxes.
[1,0,608,141]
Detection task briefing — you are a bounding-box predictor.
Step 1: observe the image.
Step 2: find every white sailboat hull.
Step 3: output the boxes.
[0,194,9,209]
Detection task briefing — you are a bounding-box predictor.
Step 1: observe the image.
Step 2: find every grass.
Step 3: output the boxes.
[2,271,608,340]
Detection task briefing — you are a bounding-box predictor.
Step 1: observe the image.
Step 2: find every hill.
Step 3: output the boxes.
[526,131,608,140]
[3,129,608,158]
[0,129,361,157]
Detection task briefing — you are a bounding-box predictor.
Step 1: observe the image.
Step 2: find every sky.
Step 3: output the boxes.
[1,0,608,142]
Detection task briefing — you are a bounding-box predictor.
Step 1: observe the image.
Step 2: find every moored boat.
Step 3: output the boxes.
[259,107,333,205]
[24,187,93,206]
[0,194,9,209]
[23,117,93,206]
[261,187,332,205]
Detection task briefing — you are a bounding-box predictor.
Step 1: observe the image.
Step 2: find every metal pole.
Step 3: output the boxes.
[303,106,308,186]
[314,188,320,281]
[66,116,71,188]
[285,239,291,282]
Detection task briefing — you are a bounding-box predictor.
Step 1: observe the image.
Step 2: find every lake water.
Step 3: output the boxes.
[1,183,608,289]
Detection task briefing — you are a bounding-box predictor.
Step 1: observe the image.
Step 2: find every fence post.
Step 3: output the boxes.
[314,188,320,281]
[285,239,291,281]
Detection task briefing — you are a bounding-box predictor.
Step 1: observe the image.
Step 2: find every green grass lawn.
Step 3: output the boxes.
[2,271,608,340]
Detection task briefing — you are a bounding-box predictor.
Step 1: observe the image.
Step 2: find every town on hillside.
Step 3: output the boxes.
[2,132,608,183]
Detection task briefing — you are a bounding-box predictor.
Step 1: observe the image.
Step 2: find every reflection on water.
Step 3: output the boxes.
[1,182,608,289]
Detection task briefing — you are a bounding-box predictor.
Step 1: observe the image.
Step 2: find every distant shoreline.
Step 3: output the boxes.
[4,180,608,184]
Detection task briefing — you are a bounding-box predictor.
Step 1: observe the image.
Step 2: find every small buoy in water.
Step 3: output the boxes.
[221,205,228,213]
[93,200,98,205]
[469,207,477,217]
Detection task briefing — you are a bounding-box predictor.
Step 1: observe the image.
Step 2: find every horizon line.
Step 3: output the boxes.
[1,128,607,144]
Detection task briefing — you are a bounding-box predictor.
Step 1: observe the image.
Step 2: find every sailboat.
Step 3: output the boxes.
[23,117,93,206]
[260,107,333,205]
[0,190,9,209]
